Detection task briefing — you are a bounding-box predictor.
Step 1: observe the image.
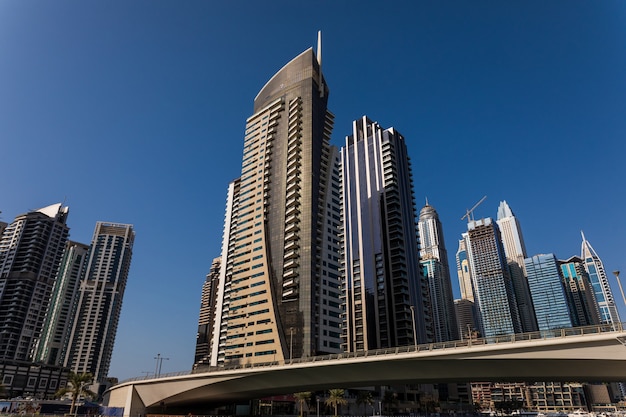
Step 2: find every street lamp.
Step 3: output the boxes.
[613,271,626,307]
[154,353,169,378]
[409,305,417,350]
[289,327,294,363]
[317,397,320,417]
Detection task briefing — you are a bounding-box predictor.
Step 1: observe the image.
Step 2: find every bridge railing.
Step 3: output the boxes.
[119,322,624,384]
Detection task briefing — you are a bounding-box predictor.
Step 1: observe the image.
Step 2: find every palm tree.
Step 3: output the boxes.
[383,390,398,415]
[325,389,347,417]
[356,390,374,415]
[294,391,312,417]
[55,372,96,415]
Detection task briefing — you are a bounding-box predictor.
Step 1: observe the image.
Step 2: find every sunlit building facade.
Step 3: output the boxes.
[194,257,222,368]
[559,256,601,327]
[580,232,620,325]
[466,218,521,337]
[65,222,134,381]
[209,36,342,366]
[496,201,536,332]
[341,116,431,351]
[456,235,474,302]
[418,203,458,342]
[0,203,70,361]
[525,254,572,331]
[33,241,90,366]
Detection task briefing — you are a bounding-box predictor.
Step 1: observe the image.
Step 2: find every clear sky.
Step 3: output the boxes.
[1,1,625,381]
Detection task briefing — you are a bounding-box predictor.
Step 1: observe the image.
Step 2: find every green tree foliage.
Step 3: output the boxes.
[494,400,524,415]
[383,390,398,414]
[325,389,347,417]
[356,390,374,415]
[294,391,312,417]
[55,372,96,415]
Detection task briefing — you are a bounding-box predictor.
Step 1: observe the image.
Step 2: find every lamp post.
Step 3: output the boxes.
[409,305,417,350]
[317,397,320,417]
[154,353,169,377]
[613,271,626,307]
[289,327,294,363]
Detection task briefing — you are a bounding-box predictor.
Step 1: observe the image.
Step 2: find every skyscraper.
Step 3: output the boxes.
[525,254,572,331]
[418,202,458,342]
[559,256,600,327]
[65,222,134,382]
[580,232,620,325]
[33,241,90,366]
[456,235,474,302]
[466,218,521,337]
[496,201,536,332]
[0,203,70,361]
[341,116,431,351]
[194,257,221,368]
[209,34,341,366]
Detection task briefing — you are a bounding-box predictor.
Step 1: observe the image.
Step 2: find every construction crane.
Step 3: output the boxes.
[461,195,487,222]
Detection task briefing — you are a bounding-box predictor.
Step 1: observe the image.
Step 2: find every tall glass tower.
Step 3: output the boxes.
[418,203,458,342]
[341,116,431,351]
[210,34,341,366]
[559,256,600,327]
[525,254,572,331]
[580,232,620,325]
[496,201,537,332]
[0,203,70,361]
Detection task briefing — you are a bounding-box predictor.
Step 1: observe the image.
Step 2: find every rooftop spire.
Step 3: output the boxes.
[316,30,324,97]
[317,30,322,67]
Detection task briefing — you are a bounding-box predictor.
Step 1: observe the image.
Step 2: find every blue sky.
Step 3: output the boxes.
[1,1,625,381]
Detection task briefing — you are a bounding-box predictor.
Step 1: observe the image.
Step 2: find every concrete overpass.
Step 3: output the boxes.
[104,325,626,416]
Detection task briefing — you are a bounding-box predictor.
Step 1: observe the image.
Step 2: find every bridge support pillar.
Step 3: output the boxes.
[104,384,146,417]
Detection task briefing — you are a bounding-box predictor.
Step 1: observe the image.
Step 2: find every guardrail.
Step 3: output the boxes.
[118,322,625,384]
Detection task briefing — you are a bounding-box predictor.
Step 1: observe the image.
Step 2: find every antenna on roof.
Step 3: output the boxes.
[317,30,322,67]
[317,31,324,98]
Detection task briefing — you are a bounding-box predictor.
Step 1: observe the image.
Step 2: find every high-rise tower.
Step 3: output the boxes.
[194,257,221,368]
[418,202,458,342]
[33,241,90,366]
[496,201,537,332]
[525,254,572,331]
[0,203,70,361]
[466,218,521,337]
[559,256,600,327]
[210,34,341,366]
[341,116,431,351]
[580,232,619,325]
[65,222,134,381]
[456,235,474,302]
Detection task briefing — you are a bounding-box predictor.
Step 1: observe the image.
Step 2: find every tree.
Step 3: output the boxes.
[55,372,96,415]
[294,391,312,417]
[325,389,347,417]
[356,390,374,415]
[383,390,398,414]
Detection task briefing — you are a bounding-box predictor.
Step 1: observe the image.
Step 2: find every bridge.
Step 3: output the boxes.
[104,324,626,416]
